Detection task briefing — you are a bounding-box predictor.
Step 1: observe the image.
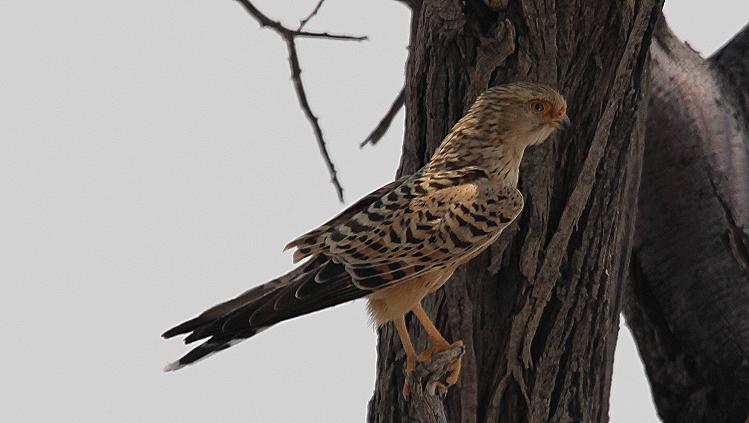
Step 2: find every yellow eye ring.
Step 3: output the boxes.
[530,101,548,114]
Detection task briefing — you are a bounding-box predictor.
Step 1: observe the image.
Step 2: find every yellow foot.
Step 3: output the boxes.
[417,339,463,363]
[402,379,412,398]
[416,340,464,386]
[446,355,462,385]
[402,355,416,398]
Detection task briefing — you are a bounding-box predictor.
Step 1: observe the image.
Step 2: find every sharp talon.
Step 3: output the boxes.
[403,354,416,398]
[405,337,466,397]
[428,381,448,396]
[446,357,462,385]
[402,380,412,398]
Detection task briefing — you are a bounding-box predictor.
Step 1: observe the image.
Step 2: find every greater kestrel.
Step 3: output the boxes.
[163,82,570,396]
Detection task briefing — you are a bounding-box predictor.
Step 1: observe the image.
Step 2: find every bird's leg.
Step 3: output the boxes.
[394,315,417,398]
[412,303,463,386]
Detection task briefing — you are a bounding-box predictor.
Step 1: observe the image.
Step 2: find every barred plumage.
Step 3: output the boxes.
[163,82,569,395]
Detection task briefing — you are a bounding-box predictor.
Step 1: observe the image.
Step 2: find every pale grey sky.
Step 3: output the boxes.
[0,1,746,422]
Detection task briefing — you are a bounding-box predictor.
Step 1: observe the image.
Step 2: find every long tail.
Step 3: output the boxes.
[162,255,367,371]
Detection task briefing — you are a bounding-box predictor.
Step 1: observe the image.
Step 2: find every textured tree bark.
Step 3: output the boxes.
[624,18,749,423]
[402,346,466,423]
[368,1,662,421]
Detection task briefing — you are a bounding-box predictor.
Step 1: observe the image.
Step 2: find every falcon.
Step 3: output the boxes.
[162,82,570,396]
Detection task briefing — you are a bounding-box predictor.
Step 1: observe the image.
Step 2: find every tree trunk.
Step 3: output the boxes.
[368,1,662,421]
[624,18,749,423]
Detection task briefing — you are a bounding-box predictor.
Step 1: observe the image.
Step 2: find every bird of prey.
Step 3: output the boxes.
[162,82,570,396]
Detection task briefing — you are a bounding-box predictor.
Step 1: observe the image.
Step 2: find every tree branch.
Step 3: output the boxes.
[298,0,326,31]
[404,345,464,423]
[284,38,344,201]
[625,16,749,422]
[234,0,368,201]
[360,87,405,147]
[236,0,366,41]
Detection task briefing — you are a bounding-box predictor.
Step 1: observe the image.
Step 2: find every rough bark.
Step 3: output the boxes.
[403,346,467,423]
[368,1,662,421]
[624,18,749,423]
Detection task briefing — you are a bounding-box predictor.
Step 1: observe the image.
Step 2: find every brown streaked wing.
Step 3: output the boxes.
[290,167,523,290]
[284,175,409,261]
[343,184,523,289]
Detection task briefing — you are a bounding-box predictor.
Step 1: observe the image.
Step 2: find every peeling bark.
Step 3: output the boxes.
[624,18,749,423]
[368,1,663,421]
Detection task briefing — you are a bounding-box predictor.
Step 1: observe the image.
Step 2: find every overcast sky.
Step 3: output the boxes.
[1,1,746,422]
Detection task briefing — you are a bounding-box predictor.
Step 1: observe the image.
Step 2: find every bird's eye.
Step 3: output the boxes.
[530,101,547,114]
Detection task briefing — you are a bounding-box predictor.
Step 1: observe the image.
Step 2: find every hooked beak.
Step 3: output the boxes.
[554,114,572,130]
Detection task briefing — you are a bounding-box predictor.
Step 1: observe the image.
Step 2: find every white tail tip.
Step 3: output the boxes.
[162,361,184,372]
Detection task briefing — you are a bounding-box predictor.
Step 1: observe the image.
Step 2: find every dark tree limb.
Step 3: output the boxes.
[235,0,367,201]
[711,22,749,120]
[624,17,749,423]
[360,87,405,147]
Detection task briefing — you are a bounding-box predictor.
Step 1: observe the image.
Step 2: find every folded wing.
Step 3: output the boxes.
[287,167,524,290]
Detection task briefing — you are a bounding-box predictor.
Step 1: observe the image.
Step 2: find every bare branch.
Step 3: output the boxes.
[298,0,326,30]
[295,31,367,41]
[360,87,405,148]
[284,37,344,201]
[234,0,368,201]
[404,345,465,423]
[236,0,366,41]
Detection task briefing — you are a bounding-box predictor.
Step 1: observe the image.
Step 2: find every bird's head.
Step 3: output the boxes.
[467,82,570,147]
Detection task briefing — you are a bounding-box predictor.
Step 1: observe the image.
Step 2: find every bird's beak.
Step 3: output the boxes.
[554,114,572,130]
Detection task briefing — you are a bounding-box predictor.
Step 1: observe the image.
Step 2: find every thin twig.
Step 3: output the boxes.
[235,0,367,201]
[360,87,405,147]
[295,31,366,41]
[298,0,326,30]
[236,0,365,41]
[285,37,344,201]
